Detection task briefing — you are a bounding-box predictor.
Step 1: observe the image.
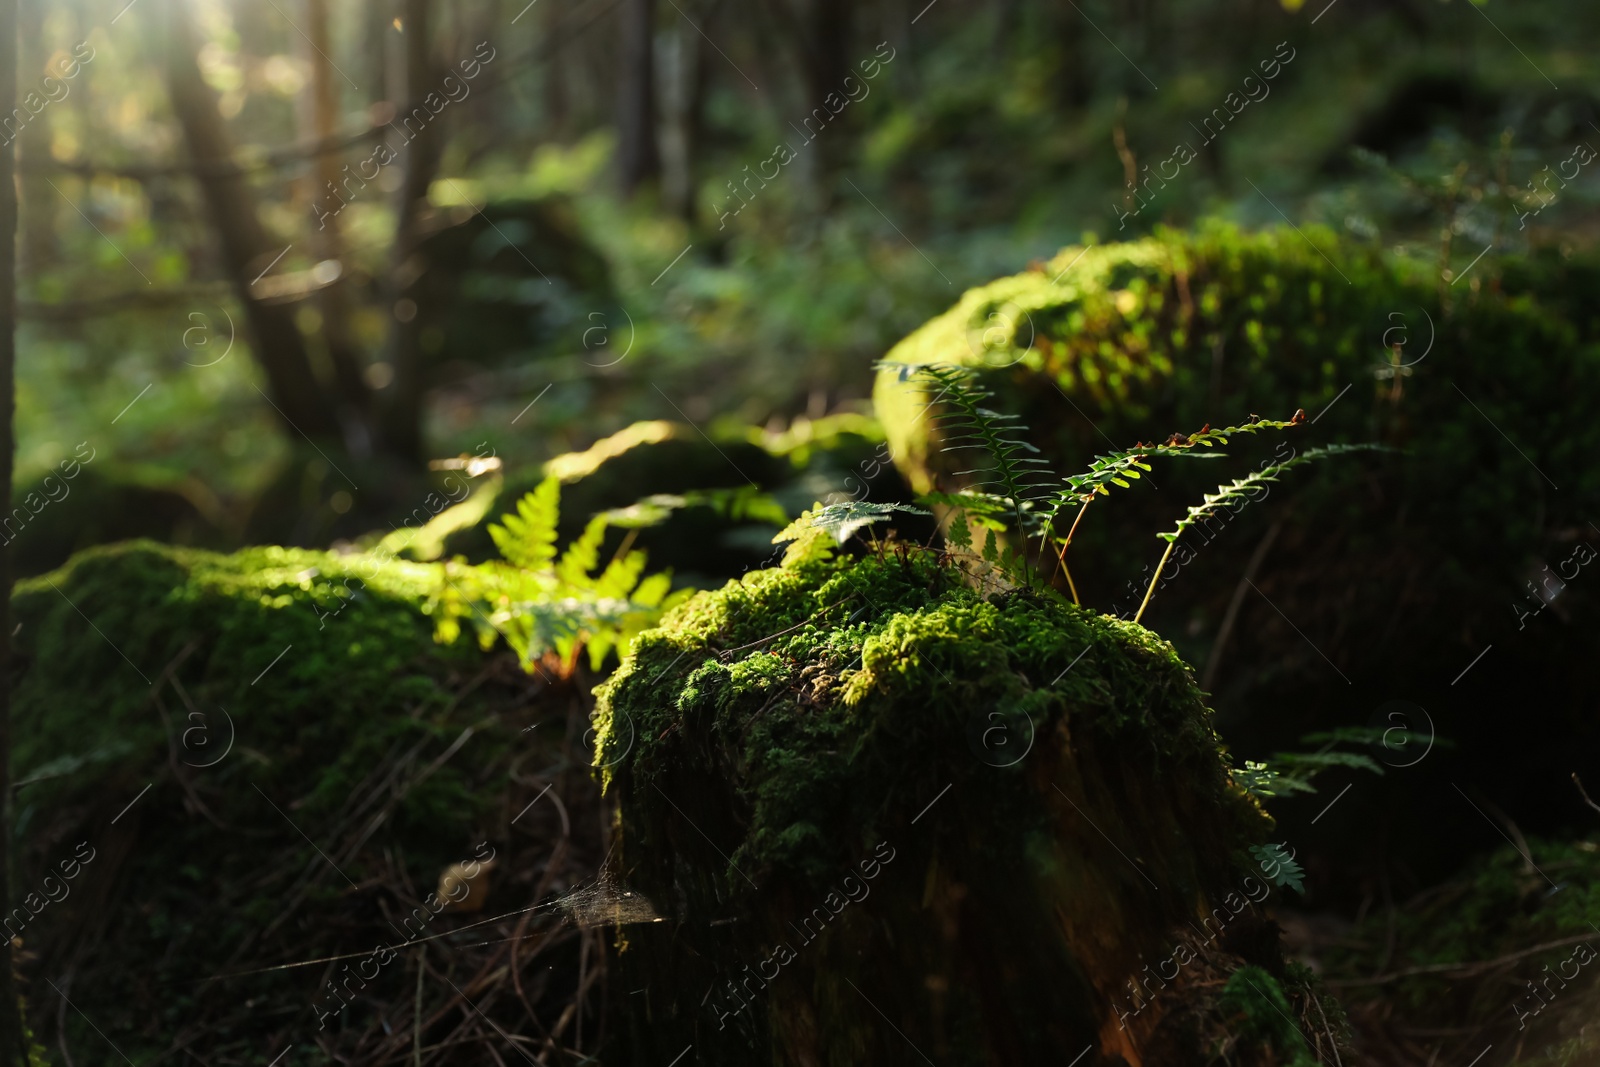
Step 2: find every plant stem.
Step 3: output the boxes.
[1132,539,1177,627]
[1060,559,1080,605]
[1052,497,1093,605]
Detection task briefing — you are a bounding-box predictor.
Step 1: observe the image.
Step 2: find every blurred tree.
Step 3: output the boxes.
[298,0,371,445]
[162,0,347,444]
[616,0,659,193]
[376,0,446,464]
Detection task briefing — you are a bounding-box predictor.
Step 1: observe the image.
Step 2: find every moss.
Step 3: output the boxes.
[10,541,522,1063]
[869,223,1600,895]
[594,547,1259,888]
[872,221,1600,569]
[1215,966,1318,1066]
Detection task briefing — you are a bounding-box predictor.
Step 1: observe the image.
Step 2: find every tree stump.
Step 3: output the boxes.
[595,548,1298,1065]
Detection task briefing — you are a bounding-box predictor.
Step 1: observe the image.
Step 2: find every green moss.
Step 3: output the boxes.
[595,547,1258,887]
[1215,966,1318,1067]
[873,221,1600,572]
[10,541,518,1063]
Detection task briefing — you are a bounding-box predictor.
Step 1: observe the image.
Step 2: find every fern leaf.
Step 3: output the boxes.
[1159,443,1389,542]
[555,515,609,586]
[1235,760,1318,798]
[1250,843,1306,894]
[775,501,931,546]
[887,362,1059,541]
[948,512,972,551]
[489,477,562,571]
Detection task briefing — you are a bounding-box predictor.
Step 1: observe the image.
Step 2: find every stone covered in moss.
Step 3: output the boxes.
[870,223,1600,895]
[596,547,1286,1064]
[10,541,529,1063]
[442,416,903,585]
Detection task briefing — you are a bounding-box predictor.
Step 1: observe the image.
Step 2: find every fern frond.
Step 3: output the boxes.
[888,363,1059,543]
[435,478,683,673]
[775,501,931,548]
[1040,412,1309,531]
[1235,761,1319,798]
[1159,443,1388,542]
[555,515,609,586]
[1249,843,1306,894]
[488,477,562,570]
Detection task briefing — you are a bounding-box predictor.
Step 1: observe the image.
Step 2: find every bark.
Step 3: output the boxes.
[0,0,19,1058]
[763,0,851,207]
[375,0,444,464]
[15,0,50,275]
[615,0,659,194]
[162,0,343,443]
[300,0,372,450]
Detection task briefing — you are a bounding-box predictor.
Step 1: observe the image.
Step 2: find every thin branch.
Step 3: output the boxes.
[1573,772,1600,818]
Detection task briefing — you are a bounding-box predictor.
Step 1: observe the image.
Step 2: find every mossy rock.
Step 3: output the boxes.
[8,466,227,579]
[441,417,907,585]
[595,547,1314,1064]
[871,222,1600,885]
[9,541,555,1064]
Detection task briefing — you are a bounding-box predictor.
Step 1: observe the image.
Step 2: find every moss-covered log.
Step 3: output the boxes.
[596,548,1322,1065]
[9,542,601,1065]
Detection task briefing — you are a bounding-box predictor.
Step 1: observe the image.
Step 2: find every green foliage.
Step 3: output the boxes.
[1045,413,1308,530]
[1250,843,1307,895]
[1161,443,1390,542]
[1216,966,1317,1066]
[770,501,932,569]
[1236,729,1385,801]
[488,476,562,571]
[1234,760,1318,798]
[880,360,1380,617]
[880,361,1056,551]
[431,477,691,671]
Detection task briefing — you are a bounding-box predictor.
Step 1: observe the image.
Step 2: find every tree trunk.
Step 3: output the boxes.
[615,0,659,195]
[15,0,51,276]
[162,0,344,445]
[375,0,442,465]
[0,0,19,1058]
[299,0,373,454]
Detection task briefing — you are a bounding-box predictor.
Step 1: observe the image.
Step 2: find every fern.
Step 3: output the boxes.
[1235,760,1319,798]
[487,476,561,570]
[1038,412,1308,535]
[1132,441,1387,623]
[1159,443,1389,542]
[880,362,1058,570]
[1235,729,1386,806]
[1250,843,1306,895]
[771,501,932,566]
[431,476,690,672]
